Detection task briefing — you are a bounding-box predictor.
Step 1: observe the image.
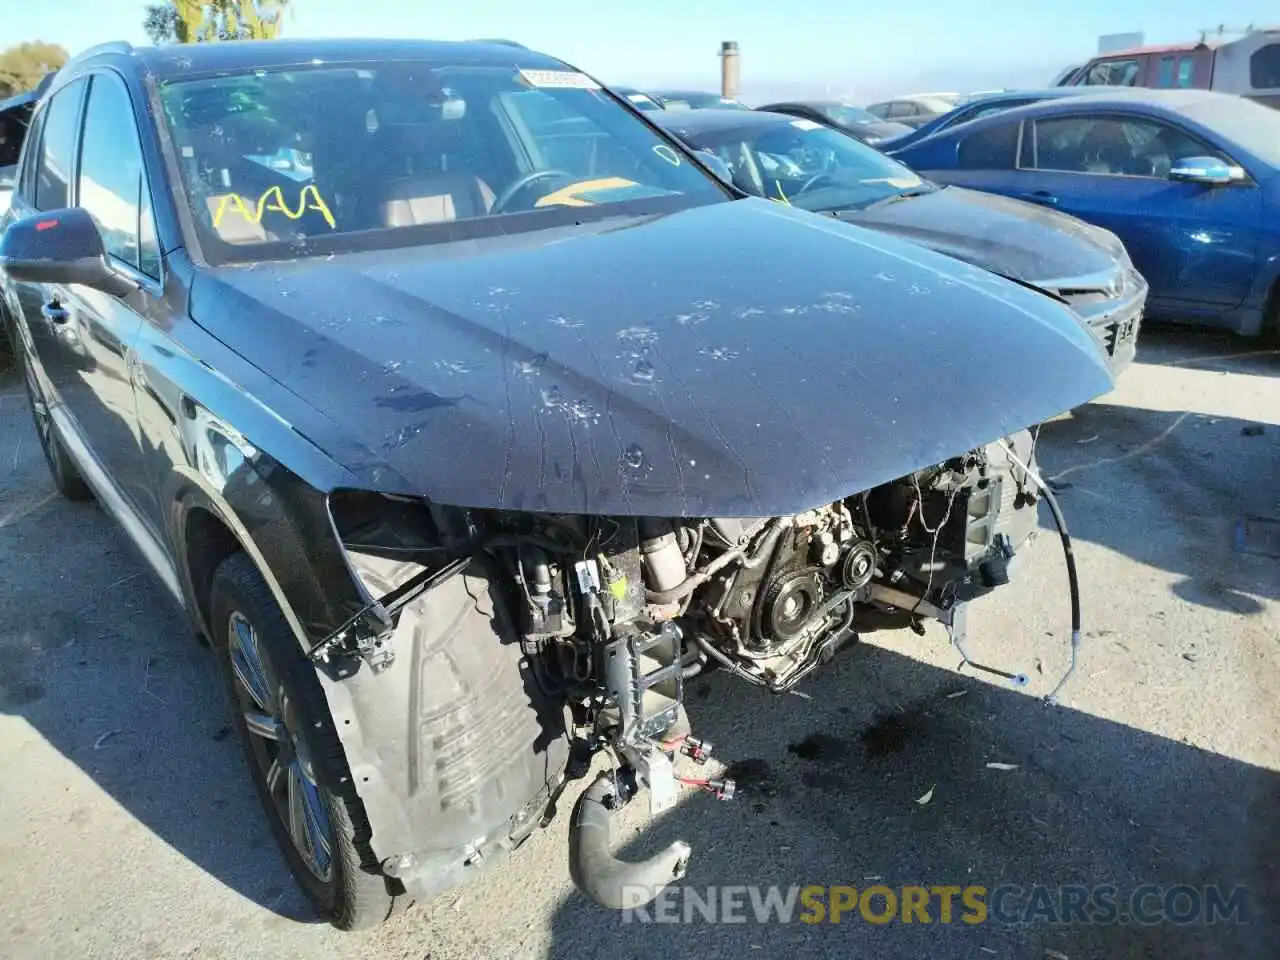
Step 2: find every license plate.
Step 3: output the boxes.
[1114,313,1139,344]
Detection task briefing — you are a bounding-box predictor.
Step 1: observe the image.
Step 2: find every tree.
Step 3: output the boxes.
[143,4,188,44]
[143,0,290,45]
[0,41,68,98]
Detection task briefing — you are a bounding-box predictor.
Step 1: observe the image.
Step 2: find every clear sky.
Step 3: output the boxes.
[8,0,1280,103]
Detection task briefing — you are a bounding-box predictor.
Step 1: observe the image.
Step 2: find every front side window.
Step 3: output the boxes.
[1083,58,1140,86]
[1117,60,1142,86]
[34,79,88,211]
[157,61,725,264]
[681,118,927,212]
[1028,115,1225,177]
[77,72,160,275]
[1250,44,1280,89]
[957,120,1019,169]
[1157,57,1175,88]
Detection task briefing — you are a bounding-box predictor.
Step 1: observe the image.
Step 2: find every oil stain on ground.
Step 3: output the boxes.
[786,705,928,766]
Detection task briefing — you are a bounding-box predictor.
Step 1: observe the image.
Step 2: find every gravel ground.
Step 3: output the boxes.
[0,326,1276,960]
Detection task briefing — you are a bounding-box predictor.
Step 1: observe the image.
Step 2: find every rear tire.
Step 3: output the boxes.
[209,550,402,930]
[19,349,92,501]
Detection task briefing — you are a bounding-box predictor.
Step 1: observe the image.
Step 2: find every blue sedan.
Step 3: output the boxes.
[892,90,1280,338]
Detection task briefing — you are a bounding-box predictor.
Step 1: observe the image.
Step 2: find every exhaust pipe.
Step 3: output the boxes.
[568,772,692,909]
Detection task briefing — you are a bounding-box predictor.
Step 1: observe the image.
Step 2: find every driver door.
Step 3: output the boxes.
[10,71,165,524]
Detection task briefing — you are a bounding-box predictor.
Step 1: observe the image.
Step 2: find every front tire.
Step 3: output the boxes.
[209,551,400,929]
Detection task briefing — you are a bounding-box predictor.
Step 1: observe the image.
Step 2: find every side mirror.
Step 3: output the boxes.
[0,206,134,296]
[1169,155,1245,186]
[695,150,734,186]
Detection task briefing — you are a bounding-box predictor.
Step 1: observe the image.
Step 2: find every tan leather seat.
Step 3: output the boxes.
[379,174,495,227]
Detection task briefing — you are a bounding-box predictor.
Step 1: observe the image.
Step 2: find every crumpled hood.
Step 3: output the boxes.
[844,186,1123,286]
[192,197,1113,516]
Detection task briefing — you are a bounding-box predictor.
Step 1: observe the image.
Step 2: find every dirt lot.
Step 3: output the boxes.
[0,326,1276,960]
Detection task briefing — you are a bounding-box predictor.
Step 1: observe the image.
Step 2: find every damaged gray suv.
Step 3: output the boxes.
[0,38,1113,928]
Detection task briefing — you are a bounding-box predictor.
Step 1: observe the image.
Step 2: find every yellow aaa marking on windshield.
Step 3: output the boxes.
[534,177,639,208]
[211,185,336,230]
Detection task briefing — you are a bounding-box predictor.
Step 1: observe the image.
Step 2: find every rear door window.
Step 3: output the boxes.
[957,120,1020,169]
[34,78,88,210]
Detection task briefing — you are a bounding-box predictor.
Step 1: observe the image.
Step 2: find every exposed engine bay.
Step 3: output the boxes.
[318,428,1076,911]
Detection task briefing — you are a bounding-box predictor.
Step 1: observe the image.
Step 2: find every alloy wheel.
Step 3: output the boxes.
[227,611,334,882]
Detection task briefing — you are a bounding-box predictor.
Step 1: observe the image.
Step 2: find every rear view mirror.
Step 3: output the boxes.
[0,206,134,296]
[695,150,734,186]
[1169,156,1245,186]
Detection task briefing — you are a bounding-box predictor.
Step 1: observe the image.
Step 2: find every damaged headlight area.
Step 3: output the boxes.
[316,428,1071,911]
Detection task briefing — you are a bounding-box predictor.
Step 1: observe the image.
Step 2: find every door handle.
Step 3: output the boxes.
[1020,190,1058,206]
[41,301,70,324]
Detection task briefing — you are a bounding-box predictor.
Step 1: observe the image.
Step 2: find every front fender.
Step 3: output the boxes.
[133,290,369,650]
[167,451,365,651]
[1243,246,1280,337]
[136,299,568,893]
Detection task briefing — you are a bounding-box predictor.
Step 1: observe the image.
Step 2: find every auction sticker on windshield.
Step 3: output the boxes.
[519,69,601,89]
[791,119,824,131]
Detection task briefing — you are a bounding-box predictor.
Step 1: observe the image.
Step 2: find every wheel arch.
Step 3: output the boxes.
[169,461,366,655]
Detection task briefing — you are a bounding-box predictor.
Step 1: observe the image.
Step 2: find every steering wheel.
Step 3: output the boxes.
[796,172,839,195]
[490,168,576,214]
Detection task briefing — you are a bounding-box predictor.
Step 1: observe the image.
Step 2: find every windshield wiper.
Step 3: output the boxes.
[863,185,937,208]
